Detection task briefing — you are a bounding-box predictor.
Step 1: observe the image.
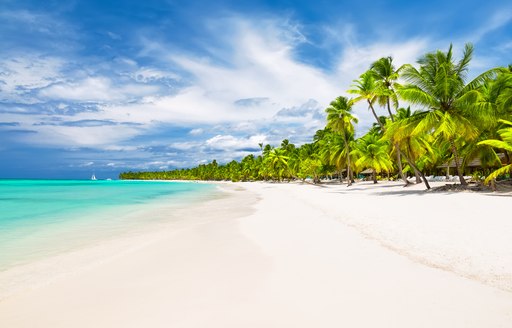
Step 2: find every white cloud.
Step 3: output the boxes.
[189,128,204,135]
[169,141,202,150]
[336,39,428,81]
[205,134,267,150]
[470,8,512,43]
[131,67,181,83]
[80,161,94,167]
[0,56,64,103]
[29,124,142,147]
[0,10,75,38]
[39,77,159,102]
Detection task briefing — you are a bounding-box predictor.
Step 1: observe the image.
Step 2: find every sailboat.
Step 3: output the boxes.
[91,174,97,180]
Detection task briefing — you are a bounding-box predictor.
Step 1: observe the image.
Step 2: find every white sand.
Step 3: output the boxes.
[0,181,511,327]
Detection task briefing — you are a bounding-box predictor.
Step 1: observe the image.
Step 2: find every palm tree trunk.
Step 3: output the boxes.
[367,101,383,128]
[504,151,511,165]
[372,169,377,183]
[400,150,431,189]
[386,99,395,122]
[394,144,410,186]
[369,100,411,186]
[368,99,411,186]
[343,134,352,187]
[346,164,352,186]
[415,170,422,183]
[387,97,425,186]
[449,139,467,186]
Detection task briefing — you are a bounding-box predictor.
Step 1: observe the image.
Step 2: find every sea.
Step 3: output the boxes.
[0,179,217,272]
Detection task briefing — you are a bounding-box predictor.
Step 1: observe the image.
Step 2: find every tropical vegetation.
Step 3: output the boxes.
[120,44,512,189]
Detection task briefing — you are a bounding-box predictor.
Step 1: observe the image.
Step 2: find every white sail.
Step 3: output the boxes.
[91,174,97,180]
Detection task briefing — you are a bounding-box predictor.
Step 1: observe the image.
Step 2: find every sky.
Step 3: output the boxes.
[1,0,511,178]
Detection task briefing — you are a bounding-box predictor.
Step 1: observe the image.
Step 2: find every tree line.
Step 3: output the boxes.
[120,44,512,189]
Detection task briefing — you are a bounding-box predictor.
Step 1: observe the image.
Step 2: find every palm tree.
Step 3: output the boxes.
[352,132,394,183]
[267,148,289,181]
[398,43,498,186]
[348,71,384,128]
[460,72,512,174]
[384,107,433,188]
[371,57,426,184]
[370,56,404,120]
[478,119,512,184]
[325,96,358,186]
[349,70,421,186]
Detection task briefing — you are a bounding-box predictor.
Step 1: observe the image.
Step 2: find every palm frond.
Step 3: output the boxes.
[478,139,512,152]
[484,164,512,184]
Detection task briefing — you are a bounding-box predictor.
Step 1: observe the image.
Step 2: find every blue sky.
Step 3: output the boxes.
[1,0,511,178]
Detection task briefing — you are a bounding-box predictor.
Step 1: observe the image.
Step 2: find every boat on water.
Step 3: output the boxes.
[91,174,97,180]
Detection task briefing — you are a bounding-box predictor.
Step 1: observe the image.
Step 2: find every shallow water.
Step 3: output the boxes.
[0,180,216,271]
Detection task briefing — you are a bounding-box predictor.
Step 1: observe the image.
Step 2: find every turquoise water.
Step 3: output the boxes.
[0,180,216,271]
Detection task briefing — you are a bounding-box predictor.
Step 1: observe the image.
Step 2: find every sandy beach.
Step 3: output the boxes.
[0,181,511,327]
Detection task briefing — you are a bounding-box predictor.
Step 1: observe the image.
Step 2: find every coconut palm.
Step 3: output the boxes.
[267,148,289,181]
[384,107,433,188]
[371,56,428,184]
[294,142,322,183]
[348,72,384,128]
[370,56,404,120]
[352,132,394,183]
[316,130,340,179]
[478,119,512,184]
[398,43,498,186]
[349,70,424,186]
[325,96,358,186]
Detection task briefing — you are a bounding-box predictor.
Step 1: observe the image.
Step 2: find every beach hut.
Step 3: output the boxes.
[437,153,507,177]
[358,168,374,180]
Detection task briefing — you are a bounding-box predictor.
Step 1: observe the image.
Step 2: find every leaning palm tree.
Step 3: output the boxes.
[384,107,433,188]
[478,119,512,184]
[348,72,384,128]
[325,96,358,186]
[371,57,423,184]
[352,132,394,183]
[349,70,424,187]
[398,43,498,186]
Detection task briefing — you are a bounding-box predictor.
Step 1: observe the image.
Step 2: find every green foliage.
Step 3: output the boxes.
[352,132,394,174]
[478,120,512,183]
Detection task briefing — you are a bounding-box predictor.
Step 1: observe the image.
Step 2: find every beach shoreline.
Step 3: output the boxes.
[0,183,251,300]
[0,181,511,327]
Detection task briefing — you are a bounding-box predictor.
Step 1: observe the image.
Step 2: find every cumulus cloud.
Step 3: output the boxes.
[275,99,323,118]
[205,134,267,151]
